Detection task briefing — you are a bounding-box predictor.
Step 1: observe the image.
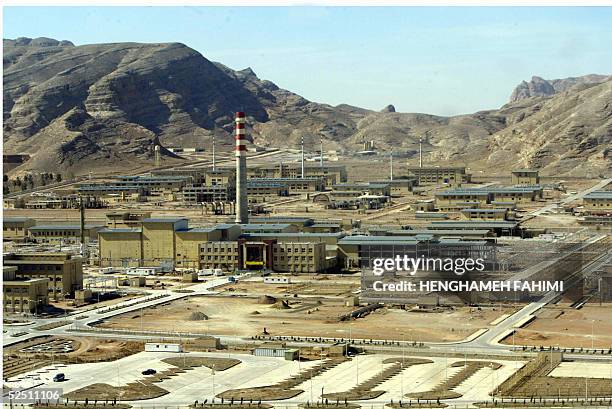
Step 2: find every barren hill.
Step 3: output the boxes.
[3,37,611,177]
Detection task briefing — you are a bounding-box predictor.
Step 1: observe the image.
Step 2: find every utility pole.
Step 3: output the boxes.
[212,134,216,171]
[390,148,394,181]
[80,196,87,259]
[320,135,324,168]
[419,136,423,168]
[301,135,305,178]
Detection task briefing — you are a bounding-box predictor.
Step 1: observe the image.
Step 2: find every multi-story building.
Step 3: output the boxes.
[28,224,104,244]
[3,266,49,314]
[371,179,417,197]
[435,189,491,210]
[248,177,326,193]
[246,164,347,185]
[332,183,391,197]
[407,166,471,186]
[181,184,234,203]
[199,241,240,270]
[583,191,612,214]
[3,253,83,300]
[460,208,508,221]
[271,242,328,273]
[246,181,289,203]
[105,211,151,228]
[3,217,35,240]
[512,169,540,185]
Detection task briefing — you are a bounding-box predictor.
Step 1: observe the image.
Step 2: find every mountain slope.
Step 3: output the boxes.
[3,37,611,177]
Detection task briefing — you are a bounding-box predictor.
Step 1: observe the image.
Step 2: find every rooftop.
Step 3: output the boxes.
[143,217,188,223]
[585,191,612,200]
[3,217,34,223]
[99,228,142,234]
[29,225,103,231]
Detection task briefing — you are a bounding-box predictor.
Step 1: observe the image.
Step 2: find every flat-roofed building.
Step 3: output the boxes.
[175,227,223,269]
[414,200,435,212]
[371,179,418,196]
[332,183,391,197]
[428,220,520,236]
[3,253,83,299]
[246,181,289,203]
[247,164,347,185]
[152,168,206,184]
[461,208,508,221]
[99,221,242,268]
[249,177,325,193]
[3,266,49,314]
[114,175,192,193]
[199,241,240,271]
[302,223,342,233]
[28,224,104,244]
[98,228,143,267]
[512,169,540,185]
[240,224,298,234]
[181,184,234,203]
[583,191,612,214]
[435,189,491,210]
[3,217,35,240]
[487,187,543,203]
[248,216,315,230]
[105,211,151,228]
[272,242,329,273]
[204,168,235,186]
[407,166,471,186]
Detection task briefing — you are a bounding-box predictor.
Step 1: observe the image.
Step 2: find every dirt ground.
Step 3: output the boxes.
[219,276,359,297]
[501,302,612,349]
[98,295,512,342]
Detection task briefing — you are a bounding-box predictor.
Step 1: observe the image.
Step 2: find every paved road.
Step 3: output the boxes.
[528,178,610,217]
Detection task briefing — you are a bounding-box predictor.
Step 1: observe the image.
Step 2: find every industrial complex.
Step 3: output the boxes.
[3,110,612,409]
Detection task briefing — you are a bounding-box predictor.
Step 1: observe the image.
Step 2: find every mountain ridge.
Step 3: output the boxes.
[3,37,611,177]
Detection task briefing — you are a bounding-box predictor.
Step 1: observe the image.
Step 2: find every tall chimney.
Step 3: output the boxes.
[154,145,160,168]
[235,112,248,224]
[301,135,305,179]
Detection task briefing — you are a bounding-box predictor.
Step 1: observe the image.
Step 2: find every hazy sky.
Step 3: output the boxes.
[4,6,612,116]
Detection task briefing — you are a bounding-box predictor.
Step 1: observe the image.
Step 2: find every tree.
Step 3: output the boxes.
[3,174,8,182]
[55,173,62,183]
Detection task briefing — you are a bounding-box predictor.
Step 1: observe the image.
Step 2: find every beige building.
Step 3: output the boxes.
[199,241,240,270]
[99,219,242,268]
[272,242,328,273]
[105,211,151,228]
[372,179,417,197]
[249,177,326,193]
[247,164,347,185]
[461,208,508,221]
[246,182,289,203]
[435,189,491,210]
[3,217,35,240]
[28,224,104,244]
[407,167,471,186]
[3,266,49,314]
[583,191,612,214]
[3,253,83,300]
[512,169,540,185]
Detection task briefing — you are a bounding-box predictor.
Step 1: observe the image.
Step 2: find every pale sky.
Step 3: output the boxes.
[4,6,612,116]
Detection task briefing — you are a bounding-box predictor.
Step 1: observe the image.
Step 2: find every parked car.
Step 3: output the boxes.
[53,373,65,382]
[141,369,157,375]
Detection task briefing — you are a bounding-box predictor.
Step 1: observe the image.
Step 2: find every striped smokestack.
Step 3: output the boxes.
[235,112,248,224]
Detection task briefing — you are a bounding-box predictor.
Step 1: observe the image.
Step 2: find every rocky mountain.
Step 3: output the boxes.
[509,74,611,102]
[3,37,611,177]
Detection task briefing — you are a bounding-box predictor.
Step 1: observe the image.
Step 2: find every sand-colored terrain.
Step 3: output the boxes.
[502,303,612,349]
[98,295,512,342]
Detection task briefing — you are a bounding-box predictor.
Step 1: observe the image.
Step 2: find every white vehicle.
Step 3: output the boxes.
[198,269,214,276]
[213,269,225,276]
